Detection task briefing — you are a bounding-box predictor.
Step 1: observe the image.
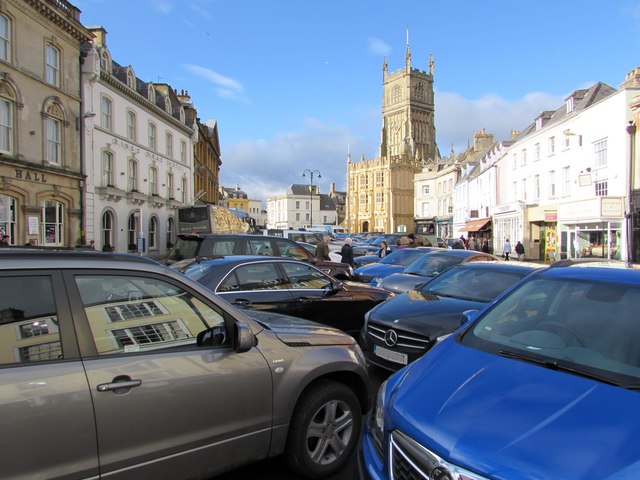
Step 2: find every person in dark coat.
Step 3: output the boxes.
[315,235,331,264]
[481,239,490,253]
[378,241,392,258]
[340,238,354,266]
[515,241,525,261]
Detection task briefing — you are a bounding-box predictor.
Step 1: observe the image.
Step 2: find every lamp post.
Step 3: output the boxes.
[302,169,321,228]
[627,121,636,262]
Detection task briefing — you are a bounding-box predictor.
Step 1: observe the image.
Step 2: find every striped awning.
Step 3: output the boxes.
[460,218,491,232]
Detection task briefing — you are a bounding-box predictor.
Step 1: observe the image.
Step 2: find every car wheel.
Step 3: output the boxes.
[285,379,362,478]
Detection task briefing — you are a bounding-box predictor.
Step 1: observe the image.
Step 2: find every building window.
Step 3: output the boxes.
[126,111,136,141]
[148,122,156,150]
[45,116,61,164]
[102,150,113,187]
[45,43,60,87]
[127,213,137,251]
[594,138,607,168]
[448,179,452,191]
[166,217,174,248]
[295,201,300,209]
[521,178,527,201]
[180,140,187,162]
[421,202,430,217]
[511,153,517,169]
[595,180,608,196]
[548,136,555,155]
[126,70,135,89]
[375,171,384,187]
[563,166,571,196]
[42,200,63,245]
[166,132,173,158]
[0,14,11,62]
[0,195,16,242]
[167,172,174,199]
[149,166,158,195]
[512,181,517,201]
[296,213,300,221]
[375,191,384,207]
[101,210,114,251]
[391,85,402,103]
[534,175,540,200]
[422,185,429,195]
[128,158,138,191]
[359,193,368,206]
[100,96,112,130]
[549,170,556,197]
[521,149,527,166]
[0,96,13,153]
[359,174,368,189]
[148,216,157,249]
[181,177,187,203]
[534,143,540,161]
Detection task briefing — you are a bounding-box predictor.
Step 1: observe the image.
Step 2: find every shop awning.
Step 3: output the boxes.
[460,218,491,232]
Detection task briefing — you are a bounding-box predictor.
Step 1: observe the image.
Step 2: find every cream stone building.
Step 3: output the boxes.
[346,43,437,233]
[0,0,92,247]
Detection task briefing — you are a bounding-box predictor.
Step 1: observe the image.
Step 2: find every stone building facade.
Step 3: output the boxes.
[346,43,437,233]
[193,117,221,205]
[0,0,92,247]
[81,27,196,254]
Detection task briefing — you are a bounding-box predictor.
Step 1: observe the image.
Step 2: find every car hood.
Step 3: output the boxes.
[379,272,432,293]
[354,263,402,277]
[341,280,390,296]
[389,340,640,480]
[243,310,355,346]
[368,291,483,336]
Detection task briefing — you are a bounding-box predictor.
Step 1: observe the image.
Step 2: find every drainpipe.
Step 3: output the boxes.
[627,121,636,262]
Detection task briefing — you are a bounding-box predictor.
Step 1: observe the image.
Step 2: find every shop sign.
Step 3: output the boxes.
[600,197,624,217]
[15,169,46,182]
[544,211,557,222]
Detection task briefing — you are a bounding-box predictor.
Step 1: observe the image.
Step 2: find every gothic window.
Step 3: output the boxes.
[375,171,384,187]
[391,85,402,103]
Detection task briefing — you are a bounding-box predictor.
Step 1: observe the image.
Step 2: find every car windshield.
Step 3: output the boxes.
[404,253,466,277]
[379,248,430,266]
[461,275,640,388]
[423,266,530,302]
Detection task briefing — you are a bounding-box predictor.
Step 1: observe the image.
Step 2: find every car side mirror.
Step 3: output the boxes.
[460,309,480,326]
[234,321,255,353]
[324,280,343,296]
[197,326,228,347]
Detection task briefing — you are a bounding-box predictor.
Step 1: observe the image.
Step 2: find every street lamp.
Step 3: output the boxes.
[302,169,321,228]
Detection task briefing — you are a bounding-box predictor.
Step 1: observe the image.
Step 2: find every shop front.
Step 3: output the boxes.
[558,197,625,261]
[459,217,492,251]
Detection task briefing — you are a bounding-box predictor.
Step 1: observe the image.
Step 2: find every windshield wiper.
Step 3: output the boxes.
[498,349,636,389]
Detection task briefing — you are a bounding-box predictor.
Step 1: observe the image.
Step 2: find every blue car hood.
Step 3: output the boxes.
[390,340,640,480]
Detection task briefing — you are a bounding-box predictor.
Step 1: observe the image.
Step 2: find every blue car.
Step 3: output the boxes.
[352,247,436,285]
[361,260,640,480]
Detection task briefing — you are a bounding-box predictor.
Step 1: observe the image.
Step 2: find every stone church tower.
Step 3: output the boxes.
[346,40,437,233]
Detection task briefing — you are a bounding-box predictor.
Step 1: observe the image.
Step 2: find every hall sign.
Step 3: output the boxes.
[15,169,47,183]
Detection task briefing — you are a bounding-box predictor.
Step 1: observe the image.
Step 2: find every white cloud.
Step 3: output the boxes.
[217,90,565,202]
[183,64,249,104]
[149,0,172,14]
[368,37,391,56]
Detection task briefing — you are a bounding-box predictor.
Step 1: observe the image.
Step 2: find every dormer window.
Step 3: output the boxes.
[148,86,155,103]
[126,69,135,89]
[165,95,172,114]
[100,51,110,74]
[535,117,543,131]
[566,97,574,113]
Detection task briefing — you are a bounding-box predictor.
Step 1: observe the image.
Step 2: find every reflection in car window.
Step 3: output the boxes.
[425,268,525,302]
[0,275,61,364]
[282,262,332,289]
[405,254,464,276]
[276,239,309,261]
[463,276,640,384]
[219,263,283,291]
[75,275,227,355]
[211,241,235,255]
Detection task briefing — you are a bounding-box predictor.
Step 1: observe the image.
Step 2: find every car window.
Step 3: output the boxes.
[220,263,284,291]
[247,238,273,255]
[405,253,465,276]
[276,239,310,261]
[424,267,527,302]
[0,275,61,364]
[75,274,228,355]
[282,262,332,290]
[210,240,235,255]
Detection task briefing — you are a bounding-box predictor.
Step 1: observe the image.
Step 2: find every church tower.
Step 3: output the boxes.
[346,36,437,234]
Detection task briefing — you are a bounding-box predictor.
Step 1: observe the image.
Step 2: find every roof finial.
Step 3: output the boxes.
[405,26,411,71]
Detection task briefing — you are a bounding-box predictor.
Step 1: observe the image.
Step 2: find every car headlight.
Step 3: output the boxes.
[368,379,388,458]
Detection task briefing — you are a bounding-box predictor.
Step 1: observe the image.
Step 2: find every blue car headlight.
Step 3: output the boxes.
[368,379,388,458]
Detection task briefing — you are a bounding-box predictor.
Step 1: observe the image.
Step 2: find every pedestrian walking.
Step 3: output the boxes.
[503,239,512,261]
[340,238,354,266]
[515,241,525,261]
[468,236,477,251]
[481,239,490,253]
[315,234,331,264]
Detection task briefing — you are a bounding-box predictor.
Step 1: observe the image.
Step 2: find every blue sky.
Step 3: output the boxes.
[74,0,640,203]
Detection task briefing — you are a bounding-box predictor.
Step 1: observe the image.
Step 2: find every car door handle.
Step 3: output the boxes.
[97,376,142,392]
[234,298,252,306]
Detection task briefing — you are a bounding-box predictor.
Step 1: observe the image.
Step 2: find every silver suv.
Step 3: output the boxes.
[0,250,370,479]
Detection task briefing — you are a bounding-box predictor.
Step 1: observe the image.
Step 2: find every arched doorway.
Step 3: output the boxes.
[361,221,369,232]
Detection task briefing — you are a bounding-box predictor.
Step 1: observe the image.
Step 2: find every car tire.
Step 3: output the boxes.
[285,379,362,479]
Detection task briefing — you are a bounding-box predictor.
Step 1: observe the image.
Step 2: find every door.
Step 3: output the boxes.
[0,271,98,479]
[68,271,272,479]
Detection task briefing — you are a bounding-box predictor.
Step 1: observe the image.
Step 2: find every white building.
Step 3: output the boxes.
[493,77,640,261]
[267,184,322,230]
[81,27,195,254]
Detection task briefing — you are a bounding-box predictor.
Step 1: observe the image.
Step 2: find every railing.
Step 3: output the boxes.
[46,0,81,21]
